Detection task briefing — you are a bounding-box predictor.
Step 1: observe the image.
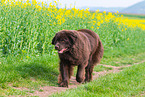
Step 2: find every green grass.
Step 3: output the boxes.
[51,62,145,97]
[94,65,113,72]
[0,54,59,96]
[0,52,145,96]
[101,52,145,66]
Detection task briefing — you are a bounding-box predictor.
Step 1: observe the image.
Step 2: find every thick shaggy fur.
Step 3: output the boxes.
[52,29,104,87]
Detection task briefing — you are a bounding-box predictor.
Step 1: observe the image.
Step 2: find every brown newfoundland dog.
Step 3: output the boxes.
[52,29,104,87]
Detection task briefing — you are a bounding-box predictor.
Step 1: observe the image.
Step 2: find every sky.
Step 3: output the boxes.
[38,0,144,8]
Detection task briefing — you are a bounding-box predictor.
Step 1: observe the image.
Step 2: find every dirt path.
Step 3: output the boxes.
[28,64,133,97]
[13,60,145,97]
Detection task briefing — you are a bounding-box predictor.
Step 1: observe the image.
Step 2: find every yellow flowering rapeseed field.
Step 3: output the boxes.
[1,0,145,55]
[115,16,145,30]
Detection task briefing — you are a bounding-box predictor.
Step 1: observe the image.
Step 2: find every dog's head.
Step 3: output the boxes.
[51,30,77,54]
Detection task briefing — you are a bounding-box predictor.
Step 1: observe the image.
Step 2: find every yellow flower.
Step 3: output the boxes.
[28,3,31,6]
[35,5,42,11]
[26,0,30,4]
[100,20,104,23]
[54,1,58,5]
[93,20,96,25]
[86,8,89,11]
[103,11,106,14]
[97,22,101,26]
[53,21,56,25]
[96,9,99,13]
[96,16,101,20]
[32,0,37,5]
[127,38,129,41]
[91,26,94,28]
[1,0,5,3]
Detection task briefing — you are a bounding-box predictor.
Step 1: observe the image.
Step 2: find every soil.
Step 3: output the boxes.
[29,64,131,97]
[12,60,145,97]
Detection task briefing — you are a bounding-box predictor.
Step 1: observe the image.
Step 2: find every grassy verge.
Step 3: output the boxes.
[94,65,113,72]
[101,52,145,66]
[0,54,59,96]
[51,62,145,97]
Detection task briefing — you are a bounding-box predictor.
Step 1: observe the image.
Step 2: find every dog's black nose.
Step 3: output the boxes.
[55,45,59,50]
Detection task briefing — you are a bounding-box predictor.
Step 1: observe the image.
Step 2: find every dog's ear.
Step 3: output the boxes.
[51,34,57,45]
[67,31,77,45]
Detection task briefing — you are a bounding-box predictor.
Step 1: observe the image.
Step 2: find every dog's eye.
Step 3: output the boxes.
[61,40,65,43]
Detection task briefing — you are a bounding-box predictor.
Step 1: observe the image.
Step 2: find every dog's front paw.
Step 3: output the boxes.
[76,76,85,83]
[58,80,68,87]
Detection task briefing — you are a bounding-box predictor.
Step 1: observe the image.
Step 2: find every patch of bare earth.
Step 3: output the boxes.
[29,64,131,97]
[13,60,145,97]
[140,92,145,97]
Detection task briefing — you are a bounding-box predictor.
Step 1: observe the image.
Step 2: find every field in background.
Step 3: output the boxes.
[0,0,145,96]
[1,0,145,57]
[119,13,145,29]
[120,13,145,19]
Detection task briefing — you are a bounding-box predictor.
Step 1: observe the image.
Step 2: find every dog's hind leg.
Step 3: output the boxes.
[68,65,74,79]
[76,63,87,83]
[85,58,94,82]
[85,40,104,82]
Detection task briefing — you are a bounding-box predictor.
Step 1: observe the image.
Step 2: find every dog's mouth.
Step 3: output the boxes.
[58,48,68,54]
